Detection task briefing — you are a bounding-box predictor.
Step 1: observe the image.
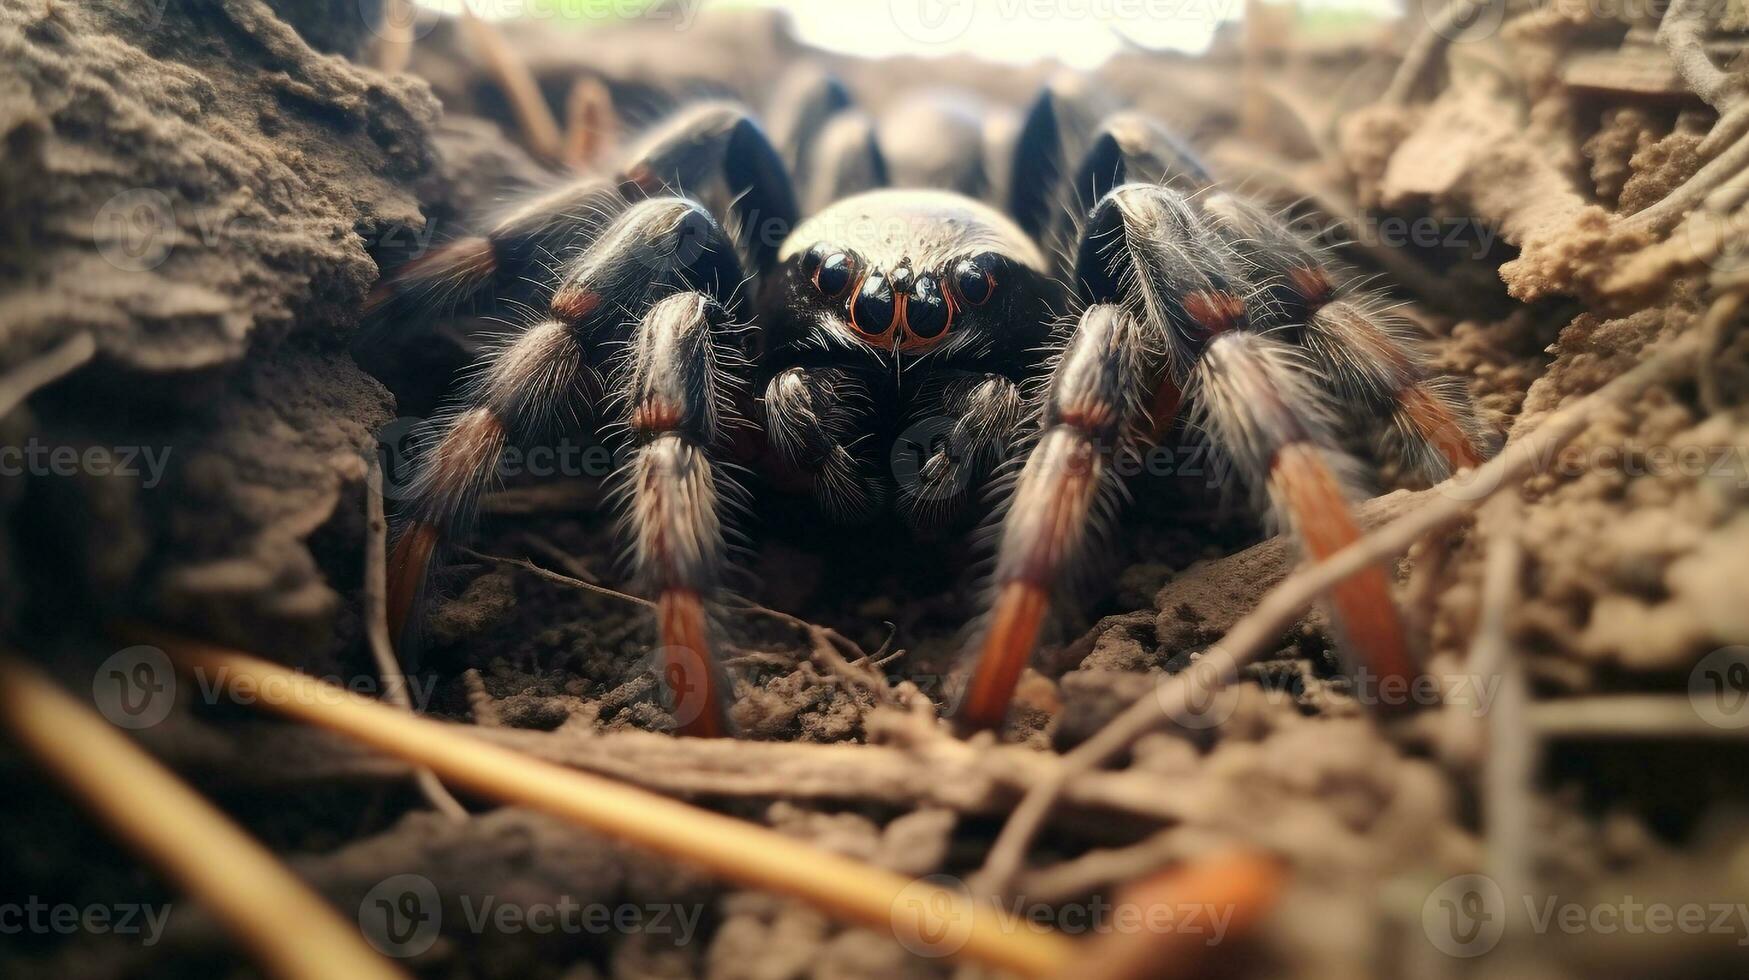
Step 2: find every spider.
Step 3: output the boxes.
[372,76,1493,738]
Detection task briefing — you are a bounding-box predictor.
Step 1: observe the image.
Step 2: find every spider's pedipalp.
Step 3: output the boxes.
[894,372,1025,533]
[761,367,885,521]
[956,304,1140,732]
[1077,183,1251,370]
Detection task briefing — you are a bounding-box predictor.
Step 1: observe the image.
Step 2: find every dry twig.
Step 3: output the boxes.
[1656,0,1746,112]
[1469,500,1535,907]
[1381,0,1495,106]
[0,655,406,980]
[133,635,1076,978]
[0,332,94,419]
[365,462,468,820]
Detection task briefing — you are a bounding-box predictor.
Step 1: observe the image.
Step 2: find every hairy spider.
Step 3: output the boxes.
[372,78,1493,738]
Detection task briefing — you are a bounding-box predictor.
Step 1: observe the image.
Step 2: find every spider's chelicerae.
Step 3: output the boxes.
[375,79,1494,738]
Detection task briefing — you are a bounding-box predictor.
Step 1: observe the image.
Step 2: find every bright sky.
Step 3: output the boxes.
[414,0,1400,68]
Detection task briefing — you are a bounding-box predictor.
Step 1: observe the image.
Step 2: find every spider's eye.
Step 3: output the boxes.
[951,256,996,307]
[905,274,950,340]
[810,250,856,300]
[850,272,896,336]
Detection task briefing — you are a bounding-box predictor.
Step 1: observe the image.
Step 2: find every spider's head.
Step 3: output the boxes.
[763,189,1058,364]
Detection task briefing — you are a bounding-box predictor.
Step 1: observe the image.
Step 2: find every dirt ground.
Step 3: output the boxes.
[2,1,1748,978]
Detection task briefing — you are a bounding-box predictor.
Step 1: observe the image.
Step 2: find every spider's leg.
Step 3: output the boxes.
[367,102,796,316]
[766,69,886,216]
[957,183,1419,730]
[457,9,564,164]
[894,373,1025,533]
[956,305,1142,732]
[1092,183,1417,692]
[563,76,620,171]
[616,291,743,738]
[761,367,887,522]
[387,319,580,651]
[1188,329,1416,687]
[1008,74,1117,245]
[1071,112,1210,214]
[1200,193,1495,480]
[390,198,747,737]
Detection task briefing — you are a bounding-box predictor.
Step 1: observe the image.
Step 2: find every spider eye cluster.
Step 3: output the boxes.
[800,243,1001,350]
[951,256,996,307]
[802,245,856,299]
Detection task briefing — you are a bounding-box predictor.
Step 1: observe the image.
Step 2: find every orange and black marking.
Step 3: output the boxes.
[1182,289,1247,338]
[617,162,662,199]
[1287,265,1336,311]
[1399,386,1487,472]
[551,286,601,325]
